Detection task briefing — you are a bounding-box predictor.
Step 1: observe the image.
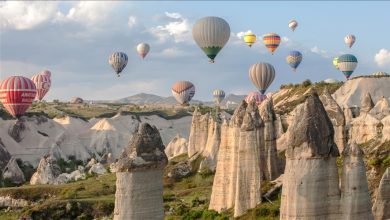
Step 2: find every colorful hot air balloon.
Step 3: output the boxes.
[372,71,388,76]
[136,43,150,59]
[249,62,275,94]
[31,73,51,101]
[243,31,257,47]
[40,70,51,78]
[213,89,225,105]
[108,52,128,77]
[0,76,37,118]
[338,54,358,79]
[263,33,281,54]
[286,51,303,71]
[245,92,266,105]
[288,20,298,31]
[171,81,195,105]
[344,34,356,48]
[192,16,230,63]
[333,57,339,69]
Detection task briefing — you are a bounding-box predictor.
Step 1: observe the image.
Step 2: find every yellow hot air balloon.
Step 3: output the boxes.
[333,57,339,69]
[243,31,256,47]
[263,33,281,54]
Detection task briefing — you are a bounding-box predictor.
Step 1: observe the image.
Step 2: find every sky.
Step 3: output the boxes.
[1,1,390,101]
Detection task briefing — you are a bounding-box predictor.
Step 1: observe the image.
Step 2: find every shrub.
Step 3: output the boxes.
[302,79,312,87]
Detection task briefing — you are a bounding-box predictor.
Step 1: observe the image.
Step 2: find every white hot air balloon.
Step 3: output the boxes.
[136,43,150,59]
[248,62,276,94]
[344,34,356,48]
[288,20,298,31]
[171,81,195,105]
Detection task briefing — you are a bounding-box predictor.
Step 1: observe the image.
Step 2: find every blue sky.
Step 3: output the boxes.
[1,1,389,101]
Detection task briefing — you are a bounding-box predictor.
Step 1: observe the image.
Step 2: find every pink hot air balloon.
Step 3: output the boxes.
[31,73,51,101]
[0,76,37,118]
[245,92,267,105]
[40,70,51,78]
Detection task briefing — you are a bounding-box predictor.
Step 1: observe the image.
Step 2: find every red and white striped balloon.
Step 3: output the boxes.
[31,73,51,101]
[0,76,37,118]
[245,92,267,105]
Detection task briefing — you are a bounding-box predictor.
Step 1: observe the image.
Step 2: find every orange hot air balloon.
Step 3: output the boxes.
[31,73,51,101]
[0,76,37,118]
[263,33,281,54]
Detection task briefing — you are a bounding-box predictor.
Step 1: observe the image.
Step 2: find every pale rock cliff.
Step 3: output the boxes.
[165,134,188,159]
[372,168,390,220]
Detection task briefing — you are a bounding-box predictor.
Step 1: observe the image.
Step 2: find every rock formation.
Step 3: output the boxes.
[199,116,221,172]
[360,92,375,115]
[373,168,390,220]
[349,112,381,144]
[280,92,341,220]
[88,163,107,175]
[114,123,167,220]
[0,138,11,172]
[320,88,346,152]
[8,120,26,143]
[341,142,373,220]
[259,98,280,180]
[187,108,209,157]
[370,96,390,119]
[30,155,62,185]
[210,100,265,217]
[165,134,188,159]
[381,115,390,141]
[2,158,25,185]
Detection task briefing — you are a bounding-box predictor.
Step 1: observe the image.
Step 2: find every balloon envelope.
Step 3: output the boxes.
[286,51,303,71]
[338,54,358,79]
[108,52,128,76]
[31,74,51,101]
[333,57,339,69]
[344,34,356,48]
[243,32,256,47]
[213,89,225,105]
[288,20,298,31]
[263,33,281,54]
[245,92,266,105]
[172,81,195,105]
[0,76,37,118]
[192,16,230,63]
[136,43,150,59]
[40,70,51,78]
[249,62,276,94]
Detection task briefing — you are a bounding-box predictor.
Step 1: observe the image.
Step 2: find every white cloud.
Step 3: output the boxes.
[311,46,330,58]
[149,12,191,43]
[0,2,58,30]
[374,49,390,67]
[128,16,137,28]
[235,30,253,39]
[62,2,118,26]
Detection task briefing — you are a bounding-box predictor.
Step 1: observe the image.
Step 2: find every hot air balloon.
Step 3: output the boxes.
[136,43,150,59]
[286,51,303,71]
[249,62,275,94]
[192,16,230,63]
[243,31,257,47]
[333,57,339,69]
[372,71,388,76]
[0,76,37,118]
[213,89,225,105]
[40,70,51,78]
[338,54,358,79]
[288,20,298,31]
[245,92,266,105]
[263,33,281,54]
[31,73,51,101]
[344,34,356,48]
[108,52,128,77]
[171,81,195,105]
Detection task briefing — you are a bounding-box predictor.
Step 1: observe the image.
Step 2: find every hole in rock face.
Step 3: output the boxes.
[352,187,357,190]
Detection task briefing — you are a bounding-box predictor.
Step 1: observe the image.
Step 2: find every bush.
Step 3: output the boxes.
[302,79,312,87]
[182,210,203,220]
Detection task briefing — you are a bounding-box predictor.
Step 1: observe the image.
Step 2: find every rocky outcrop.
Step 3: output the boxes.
[55,166,86,184]
[165,134,188,159]
[114,123,167,220]
[259,98,280,180]
[280,92,341,220]
[341,142,373,220]
[360,92,375,115]
[373,168,390,220]
[382,115,390,141]
[88,163,107,175]
[0,196,30,208]
[0,138,11,172]
[2,158,25,185]
[370,96,390,119]
[320,88,346,152]
[187,108,210,157]
[30,155,61,185]
[199,116,221,172]
[349,113,381,144]
[8,120,26,143]
[209,100,264,217]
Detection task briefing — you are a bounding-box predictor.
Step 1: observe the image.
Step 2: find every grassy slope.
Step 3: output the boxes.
[0,154,281,220]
